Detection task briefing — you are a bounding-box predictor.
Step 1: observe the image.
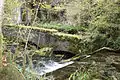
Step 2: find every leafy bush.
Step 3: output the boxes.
[36,22,88,34]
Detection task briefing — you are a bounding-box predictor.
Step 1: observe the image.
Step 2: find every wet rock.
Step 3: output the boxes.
[33,60,37,64]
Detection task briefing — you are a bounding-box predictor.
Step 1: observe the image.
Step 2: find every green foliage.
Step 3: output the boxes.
[69,70,90,80]
[2,0,120,80]
[36,23,88,33]
[89,0,120,50]
[4,0,21,24]
[90,0,120,30]
[69,63,101,80]
[74,0,120,52]
[65,0,120,34]
[65,0,92,26]
[35,47,53,56]
[113,37,120,49]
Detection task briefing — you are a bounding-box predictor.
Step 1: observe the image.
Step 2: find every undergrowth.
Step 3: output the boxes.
[36,22,88,34]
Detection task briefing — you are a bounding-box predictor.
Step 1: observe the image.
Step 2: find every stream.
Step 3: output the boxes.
[7,43,78,79]
[16,52,76,79]
[29,56,74,75]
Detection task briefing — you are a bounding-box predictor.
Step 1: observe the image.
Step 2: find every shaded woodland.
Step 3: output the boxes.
[0,0,120,80]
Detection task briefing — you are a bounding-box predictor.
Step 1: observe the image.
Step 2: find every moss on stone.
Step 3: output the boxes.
[52,32,81,39]
[4,24,87,55]
[5,24,58,33]
[34,47,53,56]
[0,64,25,80]
[5,24,83,41]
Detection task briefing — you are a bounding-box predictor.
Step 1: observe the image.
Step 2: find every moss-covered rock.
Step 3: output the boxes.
[34,47,53,56]
[0,64,25,80]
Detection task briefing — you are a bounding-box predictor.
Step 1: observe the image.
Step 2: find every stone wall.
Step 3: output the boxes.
[2,25,73,52]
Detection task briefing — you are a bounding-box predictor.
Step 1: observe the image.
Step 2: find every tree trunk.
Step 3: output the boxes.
[0,0,5,68]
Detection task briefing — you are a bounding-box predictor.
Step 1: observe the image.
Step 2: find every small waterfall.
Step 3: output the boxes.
[26,56,74,75]
[35,60,74,75]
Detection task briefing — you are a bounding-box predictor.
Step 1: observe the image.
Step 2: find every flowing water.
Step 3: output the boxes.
[26,56,74,75]
[34,60,73,75]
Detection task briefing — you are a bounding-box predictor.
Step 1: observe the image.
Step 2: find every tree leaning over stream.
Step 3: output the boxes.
[0,0,5,69]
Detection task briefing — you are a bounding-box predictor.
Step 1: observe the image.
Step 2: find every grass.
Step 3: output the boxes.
[69,70,90,80]
[36,22,88,32]
[0,63,25,80]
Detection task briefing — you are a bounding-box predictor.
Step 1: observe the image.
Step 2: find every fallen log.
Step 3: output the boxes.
[89,47,120,55]
[61,47,120,62]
